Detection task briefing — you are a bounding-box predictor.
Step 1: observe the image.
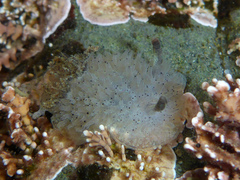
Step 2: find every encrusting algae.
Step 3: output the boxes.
[48,39,201,149]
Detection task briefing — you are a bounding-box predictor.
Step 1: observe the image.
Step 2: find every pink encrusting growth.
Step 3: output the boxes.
[0,0,71,70]
[179,73,240,180]
[82,125,177,179]
[76,0,218,27]
[227,38,240,67]
[76,0,130,26]
[0,86,78,179]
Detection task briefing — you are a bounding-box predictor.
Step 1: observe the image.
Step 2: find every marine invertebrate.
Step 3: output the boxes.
[0,86,179,179]
[76,0,218,27]
[49,39,200,149]
[0,86,79,179]
[227,37,240,67]
[1,81,200,179]
[82,125,177,179]
[0,0,71,70]
[180,74,240,179]
[183,7,218,28]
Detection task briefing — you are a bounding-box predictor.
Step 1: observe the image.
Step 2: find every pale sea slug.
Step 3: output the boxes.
[51,39,198,149]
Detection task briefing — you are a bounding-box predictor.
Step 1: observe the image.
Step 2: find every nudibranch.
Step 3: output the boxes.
[51,39,200,149]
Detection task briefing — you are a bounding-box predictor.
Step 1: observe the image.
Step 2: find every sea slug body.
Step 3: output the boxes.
[51,40,193,149]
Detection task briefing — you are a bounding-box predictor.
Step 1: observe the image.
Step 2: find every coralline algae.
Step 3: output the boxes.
[51,40,188,149]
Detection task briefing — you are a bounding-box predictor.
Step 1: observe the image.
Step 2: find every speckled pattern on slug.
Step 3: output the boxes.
[51,50,187,149]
